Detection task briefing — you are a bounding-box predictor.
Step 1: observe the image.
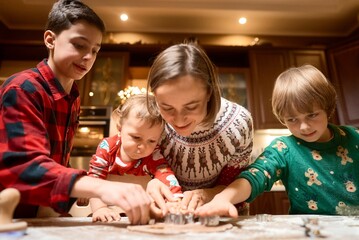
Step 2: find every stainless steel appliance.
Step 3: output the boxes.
[70,106,112,171]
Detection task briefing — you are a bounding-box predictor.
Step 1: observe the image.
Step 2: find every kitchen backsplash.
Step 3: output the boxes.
[252,128,291,161]
[252,129,291,191]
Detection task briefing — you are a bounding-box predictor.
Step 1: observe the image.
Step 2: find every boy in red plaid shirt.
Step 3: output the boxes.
[0,0,151,225]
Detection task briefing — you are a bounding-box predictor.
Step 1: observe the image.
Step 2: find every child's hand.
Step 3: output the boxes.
[194,197,238,219]
[92,207,120,222]
[147,179,174,218]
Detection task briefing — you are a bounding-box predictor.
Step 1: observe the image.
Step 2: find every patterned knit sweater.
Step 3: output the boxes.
[160,97,253,191]
[240,124,359,215]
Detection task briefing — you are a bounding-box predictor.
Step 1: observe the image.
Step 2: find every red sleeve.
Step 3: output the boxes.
[146,147,182,194]
[153,166,182,194]
[0,79,86,214]
[88,137,114,179]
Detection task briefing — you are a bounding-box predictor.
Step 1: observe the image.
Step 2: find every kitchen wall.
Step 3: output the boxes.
[0,60,38,83]
[252,129,291,161]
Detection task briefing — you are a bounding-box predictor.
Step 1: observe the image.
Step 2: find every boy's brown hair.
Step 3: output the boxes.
[46,0,105,34]
[272,65,337,124]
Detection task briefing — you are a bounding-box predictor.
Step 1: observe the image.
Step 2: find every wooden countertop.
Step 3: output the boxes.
[6,215,359,240]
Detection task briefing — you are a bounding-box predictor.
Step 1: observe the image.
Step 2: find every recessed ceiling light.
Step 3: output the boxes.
[120,13,129,21]
[239,17,247,25]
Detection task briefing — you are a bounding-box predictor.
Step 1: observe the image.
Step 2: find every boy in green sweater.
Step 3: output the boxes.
[195,65,359,217]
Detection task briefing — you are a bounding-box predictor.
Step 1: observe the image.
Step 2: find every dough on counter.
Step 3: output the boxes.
[127,222,233,235]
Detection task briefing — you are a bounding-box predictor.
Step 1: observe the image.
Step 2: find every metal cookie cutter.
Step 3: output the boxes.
[164,213,194,225]
[199,215,220,226]
[255,214,272,222]
[302,217,323,238]
[164,213,220,226]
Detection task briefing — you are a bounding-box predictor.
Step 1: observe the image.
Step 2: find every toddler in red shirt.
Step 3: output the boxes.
[88,94,182,222]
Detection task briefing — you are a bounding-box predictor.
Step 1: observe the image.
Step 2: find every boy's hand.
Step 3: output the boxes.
[92,207,120,222]
[98,181,151,225]
[194,197,238,219]
[72,176,151,225]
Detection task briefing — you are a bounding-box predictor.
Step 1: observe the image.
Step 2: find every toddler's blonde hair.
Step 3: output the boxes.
[112,93,164,131]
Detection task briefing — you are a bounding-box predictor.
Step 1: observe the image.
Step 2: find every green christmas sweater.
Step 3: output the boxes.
[240,124,359,215]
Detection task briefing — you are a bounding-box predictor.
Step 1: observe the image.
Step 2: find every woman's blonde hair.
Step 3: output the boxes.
[112,93,164,130]
[146,43,221,126]
[272,65,337,124]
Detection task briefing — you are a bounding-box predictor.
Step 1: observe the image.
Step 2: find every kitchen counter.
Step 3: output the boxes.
[6,215,359,240]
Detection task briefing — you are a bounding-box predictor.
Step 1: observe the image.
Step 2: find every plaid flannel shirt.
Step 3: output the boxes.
[0,59,86,217]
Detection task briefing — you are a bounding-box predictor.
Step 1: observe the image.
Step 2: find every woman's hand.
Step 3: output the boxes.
[92,207,120,222]
[180,189,206,212]
[146,178,176,218]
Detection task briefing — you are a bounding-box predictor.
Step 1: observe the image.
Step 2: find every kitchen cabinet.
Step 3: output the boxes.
[249,49,328,129]
[289,50,328,76]
[78,52,129,107]
[218,67,252,110]
[249,49,289,129]
[327,40,359,127]
[250,191,290,215]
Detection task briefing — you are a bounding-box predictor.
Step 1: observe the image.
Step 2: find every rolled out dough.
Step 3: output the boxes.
[127,222,233,235]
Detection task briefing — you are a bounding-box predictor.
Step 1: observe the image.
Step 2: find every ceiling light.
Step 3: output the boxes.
[120,13,129,22]
[239,17,247,25]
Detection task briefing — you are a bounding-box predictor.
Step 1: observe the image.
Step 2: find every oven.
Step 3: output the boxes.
[70,106,112,171]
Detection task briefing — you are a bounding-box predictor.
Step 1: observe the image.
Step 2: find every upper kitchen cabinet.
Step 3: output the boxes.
[249,48,328,129]
[289,50,328,76]
[249,49,289,129]
[78,52,129,107]
[218,67,252,111]
[327,39,359,127]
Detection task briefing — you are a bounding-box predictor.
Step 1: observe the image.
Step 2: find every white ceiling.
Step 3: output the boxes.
[0,0,359,37]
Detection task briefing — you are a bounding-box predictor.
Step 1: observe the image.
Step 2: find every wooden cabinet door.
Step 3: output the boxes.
[328,40,359,127]
[289,50,328,75]
[249,49,328,129]
[79,52,129,107]
[250,191,290,215]
[249,49,289,129]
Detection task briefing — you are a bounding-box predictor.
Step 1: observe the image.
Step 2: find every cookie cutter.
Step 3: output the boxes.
[164,212,194,225]
[164,213,219,226]
[255,214,272,222]
[302,217,323,237]
[199,215,220,226]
